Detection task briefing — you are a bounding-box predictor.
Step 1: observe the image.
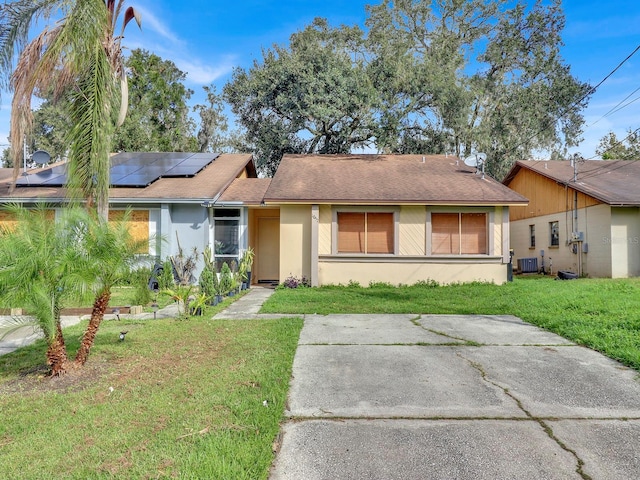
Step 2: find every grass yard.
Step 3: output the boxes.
[262,276,640,371]
[0,309,303,479]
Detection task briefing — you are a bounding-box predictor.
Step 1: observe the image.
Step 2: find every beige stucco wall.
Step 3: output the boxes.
[610,207,640,278]
[318,260,507,286]
[509,204,613,277]
[279,204,312,281]
[281,203,509,286]
[399,206,426,255]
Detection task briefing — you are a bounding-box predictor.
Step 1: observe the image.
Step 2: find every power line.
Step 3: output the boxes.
[588,85,640,128]
[508,44,640,161]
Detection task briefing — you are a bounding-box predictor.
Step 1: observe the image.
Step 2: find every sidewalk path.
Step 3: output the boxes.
[270,314,640,479]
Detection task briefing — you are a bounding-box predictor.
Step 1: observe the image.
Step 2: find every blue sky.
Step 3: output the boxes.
[1,0,639,160]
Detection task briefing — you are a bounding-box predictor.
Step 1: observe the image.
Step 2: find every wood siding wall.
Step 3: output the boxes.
[318,205,332,255]
[508,168,601,221]
[399,206,426,255]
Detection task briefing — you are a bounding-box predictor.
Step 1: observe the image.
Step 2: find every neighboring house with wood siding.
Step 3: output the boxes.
[503,159,640,278]
[262,154,527,286]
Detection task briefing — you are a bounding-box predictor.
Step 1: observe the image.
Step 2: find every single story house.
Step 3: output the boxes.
[262,154,527,285]
[503,159,640,278]
[0,152,528,285]
[0,152,258,277]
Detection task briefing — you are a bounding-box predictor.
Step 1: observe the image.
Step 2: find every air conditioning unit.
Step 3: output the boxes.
[517,257,538,273]
[570,232,584,242]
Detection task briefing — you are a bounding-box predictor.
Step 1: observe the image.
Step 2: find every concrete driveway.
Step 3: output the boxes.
[270,314,640,479]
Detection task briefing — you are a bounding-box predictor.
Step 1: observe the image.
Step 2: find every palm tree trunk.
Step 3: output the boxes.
[75,288,111,366]
[47,320,69,377]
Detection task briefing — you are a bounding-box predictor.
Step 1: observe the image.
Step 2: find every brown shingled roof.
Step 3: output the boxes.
[264,154,528,205]
[0,153,255,203]
[503,160,640,206]
[218,178,271,205]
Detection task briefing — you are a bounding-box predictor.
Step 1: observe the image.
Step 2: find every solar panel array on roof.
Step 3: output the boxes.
[15,152,220,188]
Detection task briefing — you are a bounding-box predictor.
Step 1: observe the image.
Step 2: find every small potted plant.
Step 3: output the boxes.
[239,247,255,288]
[189,292,209,316]
[219,262,233,297]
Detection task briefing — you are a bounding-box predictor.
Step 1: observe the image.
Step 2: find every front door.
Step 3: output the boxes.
[257,217,280,282]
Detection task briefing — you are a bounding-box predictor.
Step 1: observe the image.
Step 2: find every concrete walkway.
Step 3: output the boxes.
[269,314,640,479]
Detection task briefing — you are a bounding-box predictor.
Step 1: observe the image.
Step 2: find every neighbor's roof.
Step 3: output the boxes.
[503,160,640,206]
[218,178,271,205]
[0,153,255,203]
[264,154,528,205]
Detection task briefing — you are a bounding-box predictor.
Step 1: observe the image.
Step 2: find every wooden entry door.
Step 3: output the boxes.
[257,217,280,282]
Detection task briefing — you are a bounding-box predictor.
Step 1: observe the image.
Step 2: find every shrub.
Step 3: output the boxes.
[158,258,176,290]
[199,267,215,298]
[281,275,311,289]
[132,267,153,306]
[219,262,233,295]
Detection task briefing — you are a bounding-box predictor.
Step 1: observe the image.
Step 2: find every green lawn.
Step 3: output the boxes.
[0,309,303,479]
[262,276,640,371]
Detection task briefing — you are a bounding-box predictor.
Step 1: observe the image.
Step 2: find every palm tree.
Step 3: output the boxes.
[0,205,88,375]
[72,208,149,366]
[0,0,140,220]
[0,206,149,374]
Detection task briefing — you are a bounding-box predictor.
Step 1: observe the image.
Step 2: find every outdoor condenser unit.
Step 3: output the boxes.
[517,257,538,273]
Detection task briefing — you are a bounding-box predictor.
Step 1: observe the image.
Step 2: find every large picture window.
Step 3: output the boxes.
[432,212,487,255]
[337,212,394,254]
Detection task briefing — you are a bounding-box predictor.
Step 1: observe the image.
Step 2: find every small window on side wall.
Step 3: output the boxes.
[529,224,536,248]
[549,221,559,247]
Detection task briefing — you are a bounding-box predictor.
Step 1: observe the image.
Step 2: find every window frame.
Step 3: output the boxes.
[332,207,399,256]
[428,210,490,256]
[549,221,560,247]
[212,208,241,267]
[529,224,536,248]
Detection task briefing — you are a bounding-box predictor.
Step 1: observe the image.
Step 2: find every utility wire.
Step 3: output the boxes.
[588,85,640,127]
[509,44,640,160]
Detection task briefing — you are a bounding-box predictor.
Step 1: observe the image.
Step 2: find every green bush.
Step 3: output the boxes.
[158,258,175,290]
[219,262,233,295]
[199,266,215,298]
[132,267,153,306]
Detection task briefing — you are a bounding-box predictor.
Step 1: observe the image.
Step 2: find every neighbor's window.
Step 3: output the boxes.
[337,212,394,254]
[213,208,240,268]
[431,212,487,255]
[529,224,536,248]
[549,221,559,247]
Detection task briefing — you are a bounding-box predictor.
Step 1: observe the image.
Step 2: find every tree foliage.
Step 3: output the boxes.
[193,84,246,154]
[596,129,640,160]
[113,48,197,152]
[225,0,590,179]
[224,18,378,176]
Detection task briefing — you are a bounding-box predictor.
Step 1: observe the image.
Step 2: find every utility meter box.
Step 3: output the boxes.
[570,231,584,242]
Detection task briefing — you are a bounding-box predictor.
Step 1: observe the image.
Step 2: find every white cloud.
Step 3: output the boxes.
[134,5,182,45]
[175,56,237,85]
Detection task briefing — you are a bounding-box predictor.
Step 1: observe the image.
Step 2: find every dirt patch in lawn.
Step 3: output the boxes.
[0,361,113,395]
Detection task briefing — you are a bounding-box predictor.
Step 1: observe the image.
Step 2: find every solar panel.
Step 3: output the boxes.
[15,152,220,188]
